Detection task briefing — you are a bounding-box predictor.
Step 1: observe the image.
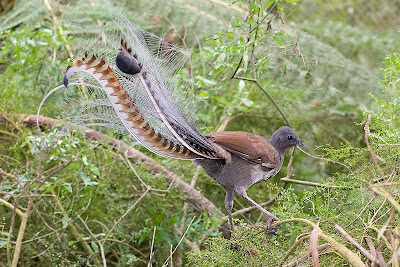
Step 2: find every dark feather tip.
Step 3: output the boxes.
[116,52,141,75]
[63,66,72,88]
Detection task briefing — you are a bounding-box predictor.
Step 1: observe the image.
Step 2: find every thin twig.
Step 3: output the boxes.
[29,155,79,192]
[283,243,331,267]
[279,234,310,266]
[78,215,106,267]
[369,185,400,213]
[378,207,395,241]
[280,177,351,188]
[232,76,291,126]
[297,147,353,174]
[50,189,102,265]
[365,114,384,177]
[344,196,376,228]
[148,226,157,267]
[102,187,151,248]
[31,237,58,259]
[0,113,32,149]
[163,217,196,266]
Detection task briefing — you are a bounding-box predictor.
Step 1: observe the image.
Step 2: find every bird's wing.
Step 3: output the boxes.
[207,131,281,168]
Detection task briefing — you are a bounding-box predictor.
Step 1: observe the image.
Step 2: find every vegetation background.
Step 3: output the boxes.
[0,0,399,266]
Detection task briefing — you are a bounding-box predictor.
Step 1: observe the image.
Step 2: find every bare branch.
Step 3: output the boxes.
[283,243,331,267]
[310,223,321,267]
[279,234,310,266]
[0,199,24,218]
[365,237,378,267]
[335,224,376,264]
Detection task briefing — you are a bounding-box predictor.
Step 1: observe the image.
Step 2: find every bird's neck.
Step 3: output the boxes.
[269,136,286,156]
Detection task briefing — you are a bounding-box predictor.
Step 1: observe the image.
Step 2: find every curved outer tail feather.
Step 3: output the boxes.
[64,52,218,160]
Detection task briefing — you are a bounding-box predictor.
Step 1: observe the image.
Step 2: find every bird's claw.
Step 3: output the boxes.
[266,217,281,235]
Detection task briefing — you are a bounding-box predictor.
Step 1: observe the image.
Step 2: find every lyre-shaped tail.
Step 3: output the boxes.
[62,18,219,160]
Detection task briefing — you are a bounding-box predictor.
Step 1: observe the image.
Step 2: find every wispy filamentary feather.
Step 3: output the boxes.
[39,17,219,160]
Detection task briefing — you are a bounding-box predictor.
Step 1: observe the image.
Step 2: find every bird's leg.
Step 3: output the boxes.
[224,189,235,249]
[238,191,280,233]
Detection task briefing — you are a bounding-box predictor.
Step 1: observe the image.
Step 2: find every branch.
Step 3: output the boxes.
[279,234,310,266]
[0,199,24,218]
[369,185,400,213]
[11,200,32,267]
[232,76,291,127]
[364,114,384,177]
[280,177,350,188]
[334,224,377,263]
[272,218,367,267]
[22,114,223,217]
[283,243,331,267]
[310,223,321,267]
[297,147,354,174]
[51,189,102,265]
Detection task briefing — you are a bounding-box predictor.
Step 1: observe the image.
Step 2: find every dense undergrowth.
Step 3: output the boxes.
[188,52,400,266]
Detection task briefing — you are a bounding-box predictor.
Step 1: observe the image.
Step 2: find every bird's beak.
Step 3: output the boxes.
[297,141,308,149]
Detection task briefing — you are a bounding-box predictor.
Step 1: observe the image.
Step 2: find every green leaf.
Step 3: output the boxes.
[82,156,89,166]
[154,213,165,225]
[80,172,90,184]
[215,53,226,69]
[91,242,99,254]
[273,36,285,46]
[159,230,172,244]
[215,96,229,105]
[0,240,8,248]
[80,172,98,186]
[198,91,209,97]
[63,183,72,193]
[61,215,70,229]
[240,97,254,107]
[138,229,151,244]
[90,166,100,176]
[230,16,237,28]
[168,216,178,227]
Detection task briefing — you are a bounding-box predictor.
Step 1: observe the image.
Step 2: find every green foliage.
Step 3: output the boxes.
[0,26,66,114]
[189,52,400,266]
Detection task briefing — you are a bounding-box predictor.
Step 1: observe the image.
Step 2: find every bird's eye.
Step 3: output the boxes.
[287,135,293,140]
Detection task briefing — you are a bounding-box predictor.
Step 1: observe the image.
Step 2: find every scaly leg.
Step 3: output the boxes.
[238,191,280,233]
[224,189,235,249]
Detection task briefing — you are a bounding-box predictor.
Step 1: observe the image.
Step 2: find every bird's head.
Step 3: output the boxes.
[269,126,307,153]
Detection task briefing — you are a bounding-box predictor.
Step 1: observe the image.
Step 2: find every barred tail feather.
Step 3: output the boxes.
[63,55,201,160]
[48,17,220,160]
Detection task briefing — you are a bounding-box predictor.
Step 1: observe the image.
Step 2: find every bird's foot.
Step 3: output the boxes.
[266,216,281,235]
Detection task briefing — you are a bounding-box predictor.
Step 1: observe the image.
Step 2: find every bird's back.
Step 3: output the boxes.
[195,131,284,193]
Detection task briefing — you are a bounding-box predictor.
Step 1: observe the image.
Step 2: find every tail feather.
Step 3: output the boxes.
[64,54,202,159]
[58,17,220,160]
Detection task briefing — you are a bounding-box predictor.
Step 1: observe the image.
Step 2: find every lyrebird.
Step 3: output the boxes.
[40,17,307,242]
